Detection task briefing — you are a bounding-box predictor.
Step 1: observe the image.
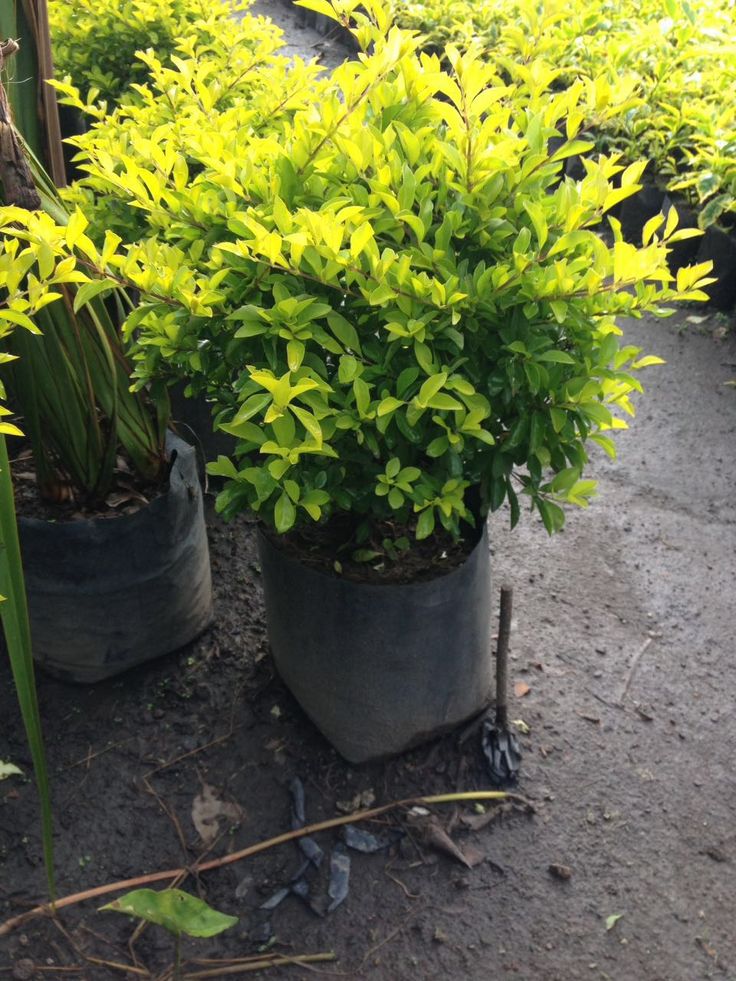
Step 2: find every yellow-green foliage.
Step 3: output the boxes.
[394,0,736,225]
[1,0,713,541]
[57,15,305,244]
[671,104,736,229]
[48,0,280,103]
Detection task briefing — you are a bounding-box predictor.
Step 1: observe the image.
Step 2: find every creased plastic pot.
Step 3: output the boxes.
[257,521,492,763]
[18,432,213,683]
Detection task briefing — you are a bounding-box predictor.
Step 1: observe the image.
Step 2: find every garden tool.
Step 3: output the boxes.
[483,585,522,786]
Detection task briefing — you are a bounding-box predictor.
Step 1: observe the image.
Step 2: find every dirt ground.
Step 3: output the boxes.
[2,8,736,981]
[2,313,735,981]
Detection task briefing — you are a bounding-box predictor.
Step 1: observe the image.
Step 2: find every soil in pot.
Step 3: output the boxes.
[272,512,477,584]
[16,432,213,683]
[257,517,493,763]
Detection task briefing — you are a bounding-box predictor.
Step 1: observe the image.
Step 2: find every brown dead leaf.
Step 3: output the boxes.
[336,789,376,813]
[191,783,244,847]
[460,802,513,831]
[462,844,486,868]
[105,487,149,509]
[514,681,530,698]
[408,813,483,869]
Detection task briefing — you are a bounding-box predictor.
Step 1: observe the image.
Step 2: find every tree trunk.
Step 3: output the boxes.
[0,0,65,187]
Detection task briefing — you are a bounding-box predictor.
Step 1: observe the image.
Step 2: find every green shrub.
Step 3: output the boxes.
[2,0,712,545]
[671,108,736,228]
[393,0,736,218]
[48,0,279,104]
[56,16,313,247]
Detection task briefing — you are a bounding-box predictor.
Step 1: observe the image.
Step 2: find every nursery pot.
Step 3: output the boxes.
[18,432,213,683]
[695,225,736,311]
[257,521,493,763]
[618,181,666,245]
[169,380,235,465]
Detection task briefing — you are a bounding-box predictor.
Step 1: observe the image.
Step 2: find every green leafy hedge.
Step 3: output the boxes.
[393,0,736,228]
[49,0,279,104]
[3,1,712,543]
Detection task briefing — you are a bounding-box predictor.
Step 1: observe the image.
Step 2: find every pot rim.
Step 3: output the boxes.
[257,516,488,592]
[16,430,191,533]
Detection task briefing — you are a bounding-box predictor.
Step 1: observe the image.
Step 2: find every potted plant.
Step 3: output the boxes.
[48,0,254,106]
[0,16,213,683]
[0,0,712,756]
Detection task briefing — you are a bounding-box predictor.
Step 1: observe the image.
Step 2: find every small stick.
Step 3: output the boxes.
[495,585,513,727]
[619,635,655,704]
[25,969,82,975]
[67,739,133,770]
[182,953,336,979]
[83,957,150,977]
[0,791,522,936]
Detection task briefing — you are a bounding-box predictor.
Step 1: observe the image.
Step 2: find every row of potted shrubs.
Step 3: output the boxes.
[52,0,736,309]
[393,0,736,235]
[0,0,715,772]
[49,0,736,242]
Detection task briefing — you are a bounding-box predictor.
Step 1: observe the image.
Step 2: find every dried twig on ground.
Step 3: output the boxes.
[0,791,524,936]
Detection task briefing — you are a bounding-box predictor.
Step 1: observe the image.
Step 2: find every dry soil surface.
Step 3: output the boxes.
[2,316,735,981]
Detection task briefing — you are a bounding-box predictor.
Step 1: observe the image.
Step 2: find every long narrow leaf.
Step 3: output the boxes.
[0,433,55,898]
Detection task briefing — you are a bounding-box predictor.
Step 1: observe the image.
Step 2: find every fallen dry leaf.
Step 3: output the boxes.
[514,681,530,698]
[460,804,510,831]
[409,813,485,869]
[336,789,376,813]
[192,783,244,847]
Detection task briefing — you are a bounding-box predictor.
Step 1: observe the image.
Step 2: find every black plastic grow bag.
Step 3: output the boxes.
[257,521,493,763]
[18,432,213,683]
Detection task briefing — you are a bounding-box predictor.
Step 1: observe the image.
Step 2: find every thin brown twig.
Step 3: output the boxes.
[384,867,421,900]
[79,923,128,955]
[0,791,524,936]
[67,739,134,770]
[52,914,151,978]
[143,776,190,858]
[143,725,240,778]
[619,633,661,704]
[356,904,427,973]
[27,969,82,975]
[182,953,337,979]
[83,956,151,977]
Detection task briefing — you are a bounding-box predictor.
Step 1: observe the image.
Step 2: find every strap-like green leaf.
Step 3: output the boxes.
[0,434,55,897]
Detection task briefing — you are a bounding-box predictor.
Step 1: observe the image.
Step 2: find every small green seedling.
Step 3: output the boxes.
[101,888,237,979]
